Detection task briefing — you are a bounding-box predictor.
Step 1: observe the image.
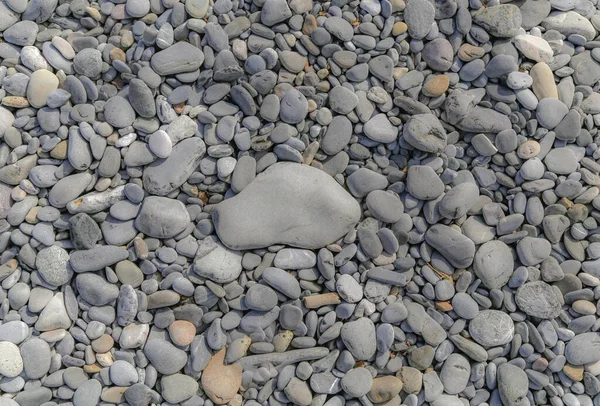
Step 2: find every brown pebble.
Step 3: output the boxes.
[50,141,68,159]
[109,48,127,62]
[367,376,403,403]
[423,75,450,97]
[302,14,317,35]
[458,44,485,61]
[92,334,114,353]
[435,301,453,312]
[201,348,243,405]
[304,293,341,309]
[168,320,196,346]
[397,367,422,394]
[532,357,548,372]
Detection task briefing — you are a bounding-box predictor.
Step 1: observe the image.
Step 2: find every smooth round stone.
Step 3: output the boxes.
[73,378,102,406]
[440,354,471,395]
[148,130,172,158]
[566,332,600,365]
[520,158,545,180]
[104,96,136,128]
[279,90,308,124]
[0,341,23,378]
[536,98,568,129]
[73,48,102,77]
[36,246,71,286]
[340,318,376,360]
[244,284,278,311]
[27,69,58,108]
[363,114,398,143]
[125,0,149,17]
[341,368,373,397]
[168,320,196,346]
[0,321,28,344]
[469,310,514,347]
[76,274,120,306]
[403,0,435,39]
[20,338,51,379]
[423,38,454,71]
[336,274,363,303]
[161,374,199,404]
[110,360,138,386]
[144,339,187,375]
[366,190,404,223]
[544,148,578,175]
[473,240,513,289]
[451,293,479,320]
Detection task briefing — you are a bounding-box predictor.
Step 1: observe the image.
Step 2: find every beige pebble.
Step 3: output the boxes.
[397,367,422,394]
[272,330,294,353]
[83,363,103,373]
[92,334,114,353]
[96,352,114,367]
[101,387,127,403]
[563,364,584,381]
[390,0,405,12]
[572,299,596,315]
[517,140,541,159]
[393,67,409,80]
[531,62,558,100]
[39,329,67,343]
[367,376,403,403]
[25,206,40,224]
[27,69,59,108]
[392,22,407,36]
[373,251,396,266]
[2,96,29,108]
[109,47,127,62]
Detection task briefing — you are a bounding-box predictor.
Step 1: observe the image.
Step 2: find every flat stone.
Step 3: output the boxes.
[213,163,360,250]
[340,317,376,360]
[194,239,243,283]
[473,4,522,37]
[515,281,562,319]
[402,113,447,153]
[143,137,206,196]
[150,42,204,75]
[425,225,475,268]
[469,310,514,347]
[473,240,513,289]
[144,339,187,375]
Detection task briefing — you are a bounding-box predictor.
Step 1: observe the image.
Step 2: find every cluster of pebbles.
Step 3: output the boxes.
[2,0,600,403]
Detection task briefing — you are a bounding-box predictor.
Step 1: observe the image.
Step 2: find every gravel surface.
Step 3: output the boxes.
[1,0,600,405]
